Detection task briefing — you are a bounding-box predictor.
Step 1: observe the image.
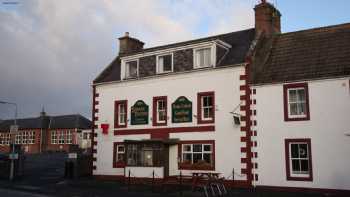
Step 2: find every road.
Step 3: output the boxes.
[0,188,50,197]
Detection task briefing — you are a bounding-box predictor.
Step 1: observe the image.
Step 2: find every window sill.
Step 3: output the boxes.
[287,175,313,181]
[285,116,310,121]
[178,163,214,171]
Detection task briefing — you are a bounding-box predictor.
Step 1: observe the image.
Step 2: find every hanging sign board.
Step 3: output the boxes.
[131,100,149,125]
[172,96,192,123]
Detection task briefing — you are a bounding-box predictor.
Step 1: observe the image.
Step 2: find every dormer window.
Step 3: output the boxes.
[194,47,213,68]
[125,60,138,78]
[157,54,173,73]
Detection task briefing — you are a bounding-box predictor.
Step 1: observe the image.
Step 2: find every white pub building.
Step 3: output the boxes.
[91,1,350,194]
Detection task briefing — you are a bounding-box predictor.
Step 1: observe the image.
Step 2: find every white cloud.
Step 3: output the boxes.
[0,0,255,119]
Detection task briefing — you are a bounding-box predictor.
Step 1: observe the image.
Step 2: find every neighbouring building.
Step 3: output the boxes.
[91,0,350,194]
[0,111,92,154]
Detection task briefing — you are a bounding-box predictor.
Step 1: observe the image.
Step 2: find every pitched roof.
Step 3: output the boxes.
[0,114,91,132]
[251,23,350,85]
[94,28,255,84]
[49,114,92,129]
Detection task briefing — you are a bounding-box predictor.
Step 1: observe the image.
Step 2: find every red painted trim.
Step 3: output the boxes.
[283,83,310,121]
[197,91,215,124]
[114,125,215,136]
[178,140,215,171]
[93,166,96,170]
[241,57,253,186]
[114,100,128,128]
[91,86,97,175]
[285,138,313,181]
[150,132,169,139]
[239,75,247,80]
[152,96,167,126]
[257,185,350,195]
[113,142,125,168]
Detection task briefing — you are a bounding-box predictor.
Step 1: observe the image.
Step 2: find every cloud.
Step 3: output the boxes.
[0,0,254,119]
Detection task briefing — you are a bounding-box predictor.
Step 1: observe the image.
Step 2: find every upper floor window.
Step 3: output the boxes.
[114,100,128,128]
[157,54,173,73]
[125,60,138,78]
[0,133,10,145]
[153,96,167,126]
[197,92,215,124]
[285,139,313,181]
[194,47,212,68]
[283,83,310,121]
[51,131,57,144]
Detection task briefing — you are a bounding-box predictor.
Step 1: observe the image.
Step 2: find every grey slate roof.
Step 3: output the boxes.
[251,23,350,85]
[94,28,256,84]
[0,114,91,132]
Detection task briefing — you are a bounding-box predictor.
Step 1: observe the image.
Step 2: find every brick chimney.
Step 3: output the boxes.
[254,0,281,37]
[118,32,144,55]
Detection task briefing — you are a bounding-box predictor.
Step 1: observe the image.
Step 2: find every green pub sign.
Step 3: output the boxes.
[172,96,192,123]
[131,100,149,125]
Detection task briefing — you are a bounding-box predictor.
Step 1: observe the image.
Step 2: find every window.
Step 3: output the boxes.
[15,133,22,144]
[179,140,215,170]
[125,60,138,78]
[58,131,65,144]
[285,139,313,181]
[283,83,310,121]
[51,131,57,144]
[157,54,173,73]
[83,133,88,140]
[66,130,73,144]
[0,133,10,145]
[197,92,215,124]
[153,96,167,126]
[125,143,163,167]
[27,131,35,144]
[114,100,128,128]
[22,131,27,144]
[194,47,212,68]
[113,143,125,168]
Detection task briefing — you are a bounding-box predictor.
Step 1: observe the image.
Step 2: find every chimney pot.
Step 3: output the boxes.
[125,32,129,37]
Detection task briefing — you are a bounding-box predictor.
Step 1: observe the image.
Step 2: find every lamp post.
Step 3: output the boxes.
[0,101,18,181]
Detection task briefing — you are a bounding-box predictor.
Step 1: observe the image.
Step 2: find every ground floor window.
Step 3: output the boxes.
[0,133,11,145]
[125,143,163,167]
[113,143,125,168]
[51,130,73,144]
[178,140,215,170]
[285,138,313,181]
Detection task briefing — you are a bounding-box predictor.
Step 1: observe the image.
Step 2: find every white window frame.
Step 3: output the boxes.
[51,130,57,144]
[66,130,72,144]
[118,103,126,126]
[156,53,173,74]
[182,144,213,164]
[201,95,213,121]
[287,87,307,118]
[124,59,139,79]
[58,131,65,144]
[15,133,22,144]
[289,142,310,177]
[116,144,125,162]
[156,99,166,123]
[193,45,216,69]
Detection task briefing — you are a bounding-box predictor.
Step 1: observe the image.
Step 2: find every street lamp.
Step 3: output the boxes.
[0,100,18,181]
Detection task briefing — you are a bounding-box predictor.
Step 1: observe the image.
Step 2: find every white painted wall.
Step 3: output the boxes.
[125,167,164,178]
[253,78,350,190]
[94,66,246,180]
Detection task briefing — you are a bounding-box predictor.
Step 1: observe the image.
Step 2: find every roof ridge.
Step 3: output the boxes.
[121,28,255,57]
[281,22,350,36]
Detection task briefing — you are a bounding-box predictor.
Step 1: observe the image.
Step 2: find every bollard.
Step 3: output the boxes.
[232,168,235,186]
[152,170,155,192]
[128,170,131,191]
[180,171,183,196]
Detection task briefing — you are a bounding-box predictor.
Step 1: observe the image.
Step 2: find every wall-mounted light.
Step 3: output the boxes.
[230,112,240,125]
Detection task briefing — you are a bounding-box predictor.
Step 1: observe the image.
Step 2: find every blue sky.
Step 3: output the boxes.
[0,0,349,120]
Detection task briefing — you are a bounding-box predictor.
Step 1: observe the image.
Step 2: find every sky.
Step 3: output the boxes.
[0,0,350,120]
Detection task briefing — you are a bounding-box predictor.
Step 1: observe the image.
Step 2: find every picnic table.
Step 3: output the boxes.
[191,172,227,197]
